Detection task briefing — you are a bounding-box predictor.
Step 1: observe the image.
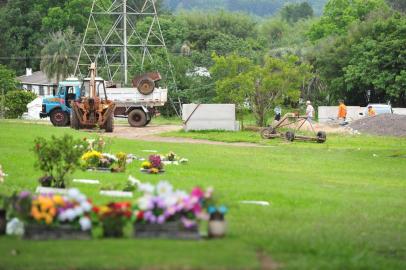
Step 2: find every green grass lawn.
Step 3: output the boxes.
[0,121,406,270]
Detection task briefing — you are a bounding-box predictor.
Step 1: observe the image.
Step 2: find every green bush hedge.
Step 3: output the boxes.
[2,90,37,118]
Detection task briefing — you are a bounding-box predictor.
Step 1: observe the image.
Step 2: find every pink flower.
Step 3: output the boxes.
[191,187,204,199]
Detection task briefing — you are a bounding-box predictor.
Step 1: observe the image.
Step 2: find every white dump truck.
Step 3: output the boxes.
[106,86,167,127]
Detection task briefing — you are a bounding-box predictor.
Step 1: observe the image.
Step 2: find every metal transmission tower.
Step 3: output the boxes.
[75,0,167,85]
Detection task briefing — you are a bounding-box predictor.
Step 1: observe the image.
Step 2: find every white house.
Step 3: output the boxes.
[17,68,57,96]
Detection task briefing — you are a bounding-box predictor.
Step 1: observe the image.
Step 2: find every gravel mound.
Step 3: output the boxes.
[349,114,406,137]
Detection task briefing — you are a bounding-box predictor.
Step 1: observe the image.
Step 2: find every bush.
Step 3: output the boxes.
[33,135,88,188]
[3,90,36,118]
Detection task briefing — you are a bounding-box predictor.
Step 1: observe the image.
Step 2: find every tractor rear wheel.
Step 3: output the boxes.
[285,131,295,142]
[70,110,80,130]
[50,109,69,127]
[104,115,114,133]
[128,109,147,127]
[316,131,327,143]
[260,127,276,139]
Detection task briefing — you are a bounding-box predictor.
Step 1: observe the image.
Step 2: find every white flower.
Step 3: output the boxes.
[6,218,24,236]
[74,206,84,216]
[128,175,141,187]
[0,165,5,183]
[58,212,67,222]
[79,216,92,231]
[156,181,173,197]
[102,153,118,162]
[80,201,92,212]
[64,209,76,221]
[139,182,154,194]
[67,188,81,200]
[163,194,178,207]
[138,195,153,210]
[174,190,188,200]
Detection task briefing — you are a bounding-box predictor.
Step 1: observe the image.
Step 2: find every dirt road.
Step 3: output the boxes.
[104,124,272,147]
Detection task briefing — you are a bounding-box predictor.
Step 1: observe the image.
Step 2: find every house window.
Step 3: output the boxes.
[39,86,44,96]
[27,84,32,91]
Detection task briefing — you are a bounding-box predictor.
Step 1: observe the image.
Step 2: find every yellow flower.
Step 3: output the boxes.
[81,150,102,161]
[141,161,152,169]
[45,214,53,224]
[31,207,42,221]
[99,206,111,215]
[52,195,65,206]
[150,168,159,174]
[116,152,126,160]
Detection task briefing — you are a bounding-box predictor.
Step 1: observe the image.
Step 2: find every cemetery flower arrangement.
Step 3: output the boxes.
[34,135,88,188]
[83,136,108,152]
[133,181,213,229]
[11,189,93,231]
[93,201,132,237]
[81,151,127,172]
[140,155,164,174]
[161,152,188,164]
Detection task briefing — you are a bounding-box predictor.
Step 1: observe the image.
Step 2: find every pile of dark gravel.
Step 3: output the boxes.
[349,114,406,137]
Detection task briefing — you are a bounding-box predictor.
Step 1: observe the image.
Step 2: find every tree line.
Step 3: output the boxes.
[0,0,405,125]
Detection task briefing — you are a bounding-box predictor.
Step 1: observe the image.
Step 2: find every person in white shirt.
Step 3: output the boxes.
[306,100,314,122]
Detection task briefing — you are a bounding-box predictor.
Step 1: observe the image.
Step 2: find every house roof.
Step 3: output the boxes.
[17,71,57,86]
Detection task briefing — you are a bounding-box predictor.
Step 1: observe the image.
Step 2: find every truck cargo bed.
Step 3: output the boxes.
[106,87,167,107]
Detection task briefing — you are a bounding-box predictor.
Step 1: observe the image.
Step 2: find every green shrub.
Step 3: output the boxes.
[4,90,36,118]
[33,135,88,188]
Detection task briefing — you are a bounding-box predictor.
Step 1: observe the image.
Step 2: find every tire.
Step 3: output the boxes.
[317,131,327,143]
[70,110,80,130]
[285,131,295,142]
[137,78,155,95]
[128,109,147,127]
[104,115,114,133]
[50,109,69,127]
[260,127,276,139]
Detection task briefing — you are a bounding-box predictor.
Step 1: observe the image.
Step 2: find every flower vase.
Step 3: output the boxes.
[208,219,227,238]
[0,209,6,235]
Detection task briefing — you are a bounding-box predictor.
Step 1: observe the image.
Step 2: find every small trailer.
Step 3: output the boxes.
[260,113,327,143]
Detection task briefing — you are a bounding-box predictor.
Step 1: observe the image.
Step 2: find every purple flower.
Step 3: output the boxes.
[157,215,166,224]
[18,191,31,199]
[181,217,197,229]
[149,155,163,169]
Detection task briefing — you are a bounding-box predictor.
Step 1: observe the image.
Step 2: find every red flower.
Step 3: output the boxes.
[136,211,144,220]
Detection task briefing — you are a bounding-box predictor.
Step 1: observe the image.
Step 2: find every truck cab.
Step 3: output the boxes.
[40,80,82,126]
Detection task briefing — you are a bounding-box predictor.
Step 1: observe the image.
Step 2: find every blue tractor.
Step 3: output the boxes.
[40,80,82,126]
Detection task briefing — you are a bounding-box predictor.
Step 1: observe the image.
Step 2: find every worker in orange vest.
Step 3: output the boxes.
[367,105,376,116]
[337,100,347,121]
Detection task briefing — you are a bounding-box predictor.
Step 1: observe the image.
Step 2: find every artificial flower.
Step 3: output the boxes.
[79,216,92,231]
[156,181,173,197]
[139,183,154,194]
[128,175,141,187]
[141,161,152,169]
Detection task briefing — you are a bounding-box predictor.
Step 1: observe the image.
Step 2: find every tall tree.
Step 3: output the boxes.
[308,0,388,41]
[212,54,310,126]
[281,2,314,23]
[40,28,79,84]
